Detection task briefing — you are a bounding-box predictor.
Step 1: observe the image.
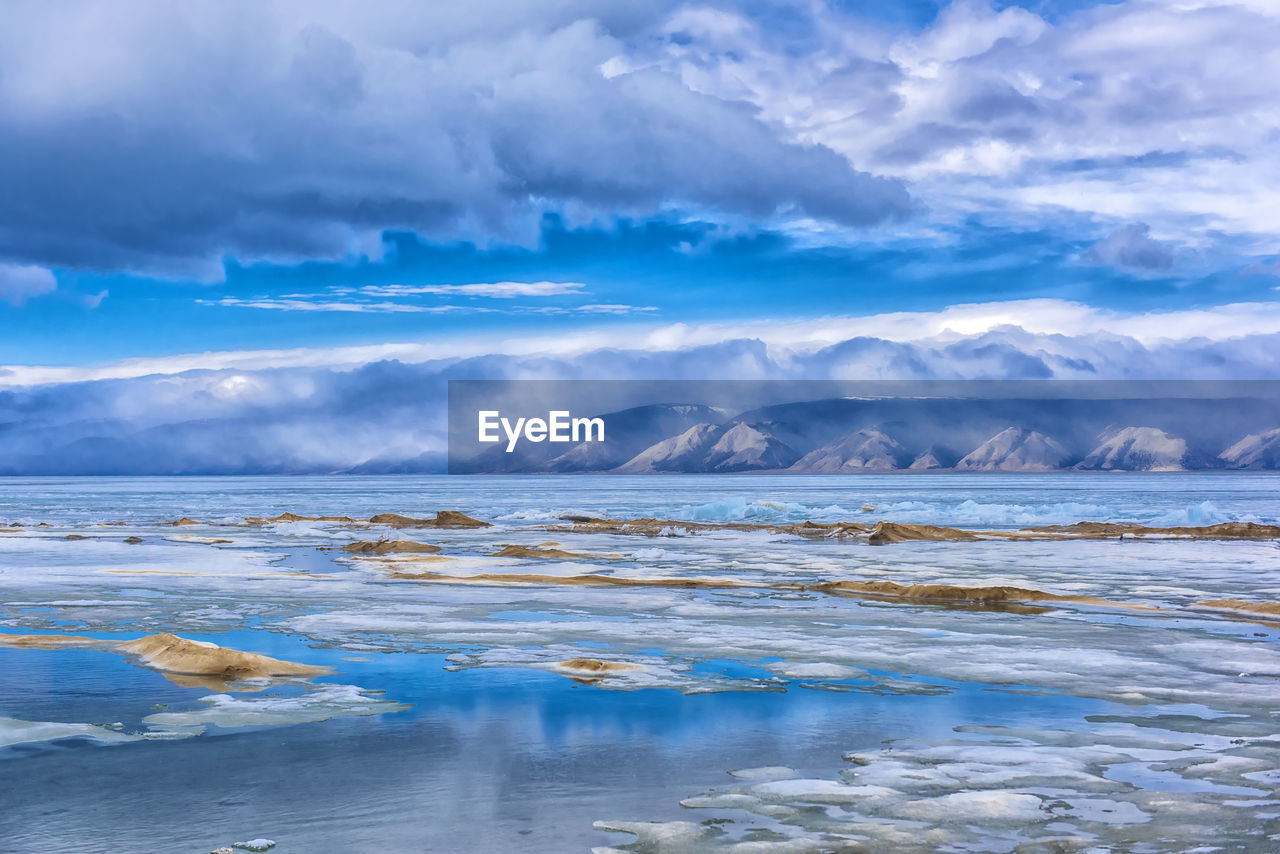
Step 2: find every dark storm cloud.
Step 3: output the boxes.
[0,0,910,280]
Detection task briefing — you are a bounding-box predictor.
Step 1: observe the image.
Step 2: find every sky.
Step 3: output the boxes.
[1,0,1279,470]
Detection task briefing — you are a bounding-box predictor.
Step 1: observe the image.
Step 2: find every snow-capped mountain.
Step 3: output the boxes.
[955,427,1070,472]
[789,429,906,472]
[1076,427,1189,471]
[908,448,947,470]
[704,423,800,472]
[614,423,720,473]
[1219,428,1280,469]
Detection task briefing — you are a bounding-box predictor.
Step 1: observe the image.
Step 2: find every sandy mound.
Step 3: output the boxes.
[548,514,1279,545]
[245,512,359,524]
[1027,521,1280,539]
[815,579,1058,603]
[867,522,980,544]
[1194,598,1280,617]
[789,520,872,538]
[278,512,357,523]
[167,517,201,526]
[548,516,869,539]
[433,510,490,528]
[495,545,585,559]
[244,510,489,528]
[368,511,490,529]
[2,632,333,689]
[339,540,442,555]
[119,634,331,679]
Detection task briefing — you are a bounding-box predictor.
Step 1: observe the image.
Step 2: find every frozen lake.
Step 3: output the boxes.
[1,474,1278,852]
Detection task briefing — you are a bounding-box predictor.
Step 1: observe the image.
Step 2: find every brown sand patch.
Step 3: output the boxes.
[810,579,1146,610]
[867,522,980,544]
[557,517,869,538]
[172,535,235,544]
[788,520,873,539]
[1193,598,1280,617]
[0,632,331,688]
[166,517,202,526]
[247,510,491,528]
[547,517,791,537]
[246,512,359,524]
[434,510,491,528]
[119,633,331,679]
[123,536,145,544]
[337,540,442,556]
[547,515,1278,544]
[1025,521,1280,539]
[495,544,587,559]
[368,511,490,529]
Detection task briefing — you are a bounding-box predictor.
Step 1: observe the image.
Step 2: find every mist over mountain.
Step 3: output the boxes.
[3,328,1280,474]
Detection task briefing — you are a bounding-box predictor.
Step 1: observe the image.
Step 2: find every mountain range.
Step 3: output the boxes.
[453,396,1280,473]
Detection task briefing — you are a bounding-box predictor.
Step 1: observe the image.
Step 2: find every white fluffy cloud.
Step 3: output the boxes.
[625,0,1280,247]
[4,298,1280,387]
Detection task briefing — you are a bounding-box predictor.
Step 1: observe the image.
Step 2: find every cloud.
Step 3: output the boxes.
[1081,223,1175,272]
[4,0,1275,283]
[6,297,1280,387]
[1,318,1279,473]
[527,303,659,315]
[627,0,1280,246]
[201,297,493,313]
[358,281,586,298]
[0,262,56,306]
[0,2,909,280]
[200,289,656,315]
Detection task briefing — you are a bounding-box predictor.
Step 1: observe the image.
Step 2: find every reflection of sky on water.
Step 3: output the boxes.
[1,633,1116,853]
